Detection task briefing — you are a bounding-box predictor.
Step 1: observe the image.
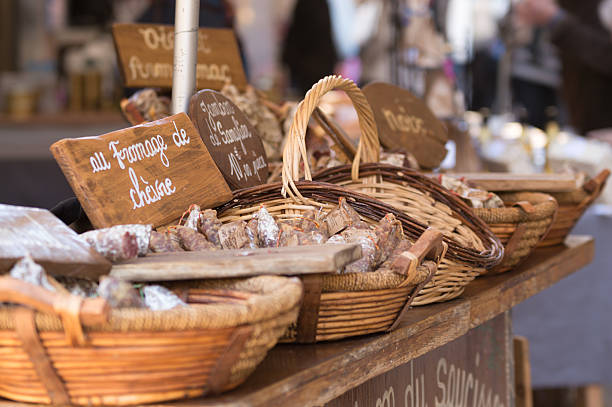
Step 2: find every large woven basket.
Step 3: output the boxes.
[472,192,558,274]
[538,169,609,247]
[0,275,301,405]
[216,181,445,343]
[283,75,504,305]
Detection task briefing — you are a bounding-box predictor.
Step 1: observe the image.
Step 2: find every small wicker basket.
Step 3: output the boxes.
[0,275,302,406]
[216,182,445,343]
[538,169,609,247]
[472,192,558,274]
[282,75,504,305]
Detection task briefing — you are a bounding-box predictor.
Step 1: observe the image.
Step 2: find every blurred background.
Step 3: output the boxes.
[1,1,612,405]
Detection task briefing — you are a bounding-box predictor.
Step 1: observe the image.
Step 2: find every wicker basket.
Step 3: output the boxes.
[283,75,504,305]
[538,169,610,247]
[0,275,302,405]
[472,192,558,274]
[216,181,446,343]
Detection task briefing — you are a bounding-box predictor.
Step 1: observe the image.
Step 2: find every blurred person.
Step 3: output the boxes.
[281,0,338,95]
[516,0,612,133]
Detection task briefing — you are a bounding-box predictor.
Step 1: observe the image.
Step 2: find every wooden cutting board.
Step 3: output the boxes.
[110,244,362,282]
[51,113,232,229]
[0,204,111,279]
[432,173,579,192]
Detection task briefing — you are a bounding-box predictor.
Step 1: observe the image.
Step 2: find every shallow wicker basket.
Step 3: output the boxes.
[472,192,558,274]
[0,275,301,406]
[216,182,445,343]
[538,169,610,247]
[283,75,504,305]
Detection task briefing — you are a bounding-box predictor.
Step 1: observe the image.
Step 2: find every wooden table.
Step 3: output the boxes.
[0,236,594,407]
[177,235,594,407]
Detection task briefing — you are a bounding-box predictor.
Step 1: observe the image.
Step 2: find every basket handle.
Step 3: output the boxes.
[582,169,610,198]
[0,276,109,345]
[391,229,446,279]
[282,75,380,200]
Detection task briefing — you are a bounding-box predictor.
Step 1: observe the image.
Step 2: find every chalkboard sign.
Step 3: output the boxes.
[363,82,448,169]
[112,24,248,91]
[51,113,232,229]
[189,90,269,189]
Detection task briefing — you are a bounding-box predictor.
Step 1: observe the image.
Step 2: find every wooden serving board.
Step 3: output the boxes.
[432,172,579,192]
[110,244,362,282]
[50,113,232,229]
[0,204,111,279]
[112,24,247,90]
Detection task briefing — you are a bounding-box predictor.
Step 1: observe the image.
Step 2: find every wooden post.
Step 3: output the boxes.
[514,336,533,407]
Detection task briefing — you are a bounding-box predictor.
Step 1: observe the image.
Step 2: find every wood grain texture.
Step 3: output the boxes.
[514,336,533,407]
[110,244,362,281]
[189,90,268,189]
[0,236,594,407]
[0,205,110,279]
[50,113,232,229]
[362,82,448,169]
[434,172,579,192]
[112,24,247,90]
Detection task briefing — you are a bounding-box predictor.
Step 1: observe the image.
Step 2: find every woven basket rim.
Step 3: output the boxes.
[217,179,502,268]
[0,275,303,332]
[472,192,558,223]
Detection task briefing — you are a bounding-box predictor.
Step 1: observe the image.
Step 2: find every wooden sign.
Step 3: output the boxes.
[112,23,248,90]
[189,90,269,189]
[110,243,361,282]
[50,113,232,229]
[363,82,449,169]
[0,204,111,279]
[326,313,512,407]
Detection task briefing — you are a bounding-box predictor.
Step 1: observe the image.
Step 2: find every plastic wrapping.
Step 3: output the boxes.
[439,175,504,209]
[111,225,152,256]
[218,221,256,249]
[9,255,55,291]
[373,214,404,264]
[80,227,139,262]
[149,231,184,253]
[143,285,186,311]
[183,205,202,231]
[341,228,379,273]
[254,206,279,248]
[323,197,362,235]
[97,276,144,308]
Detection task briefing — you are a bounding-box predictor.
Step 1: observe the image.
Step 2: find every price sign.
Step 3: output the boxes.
[112,24,248,91]
[363,82,449,169]
[189,90,269,189]
[51,113,232,229]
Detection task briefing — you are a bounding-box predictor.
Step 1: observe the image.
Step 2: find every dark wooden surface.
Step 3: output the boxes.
[0,236,594,407]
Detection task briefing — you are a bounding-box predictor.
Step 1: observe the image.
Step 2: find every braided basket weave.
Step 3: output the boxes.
[284,75,504,305]
[538,169,609,247]
[0,275,301,405]
[472,192,558,274]
[216,182,445,342]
